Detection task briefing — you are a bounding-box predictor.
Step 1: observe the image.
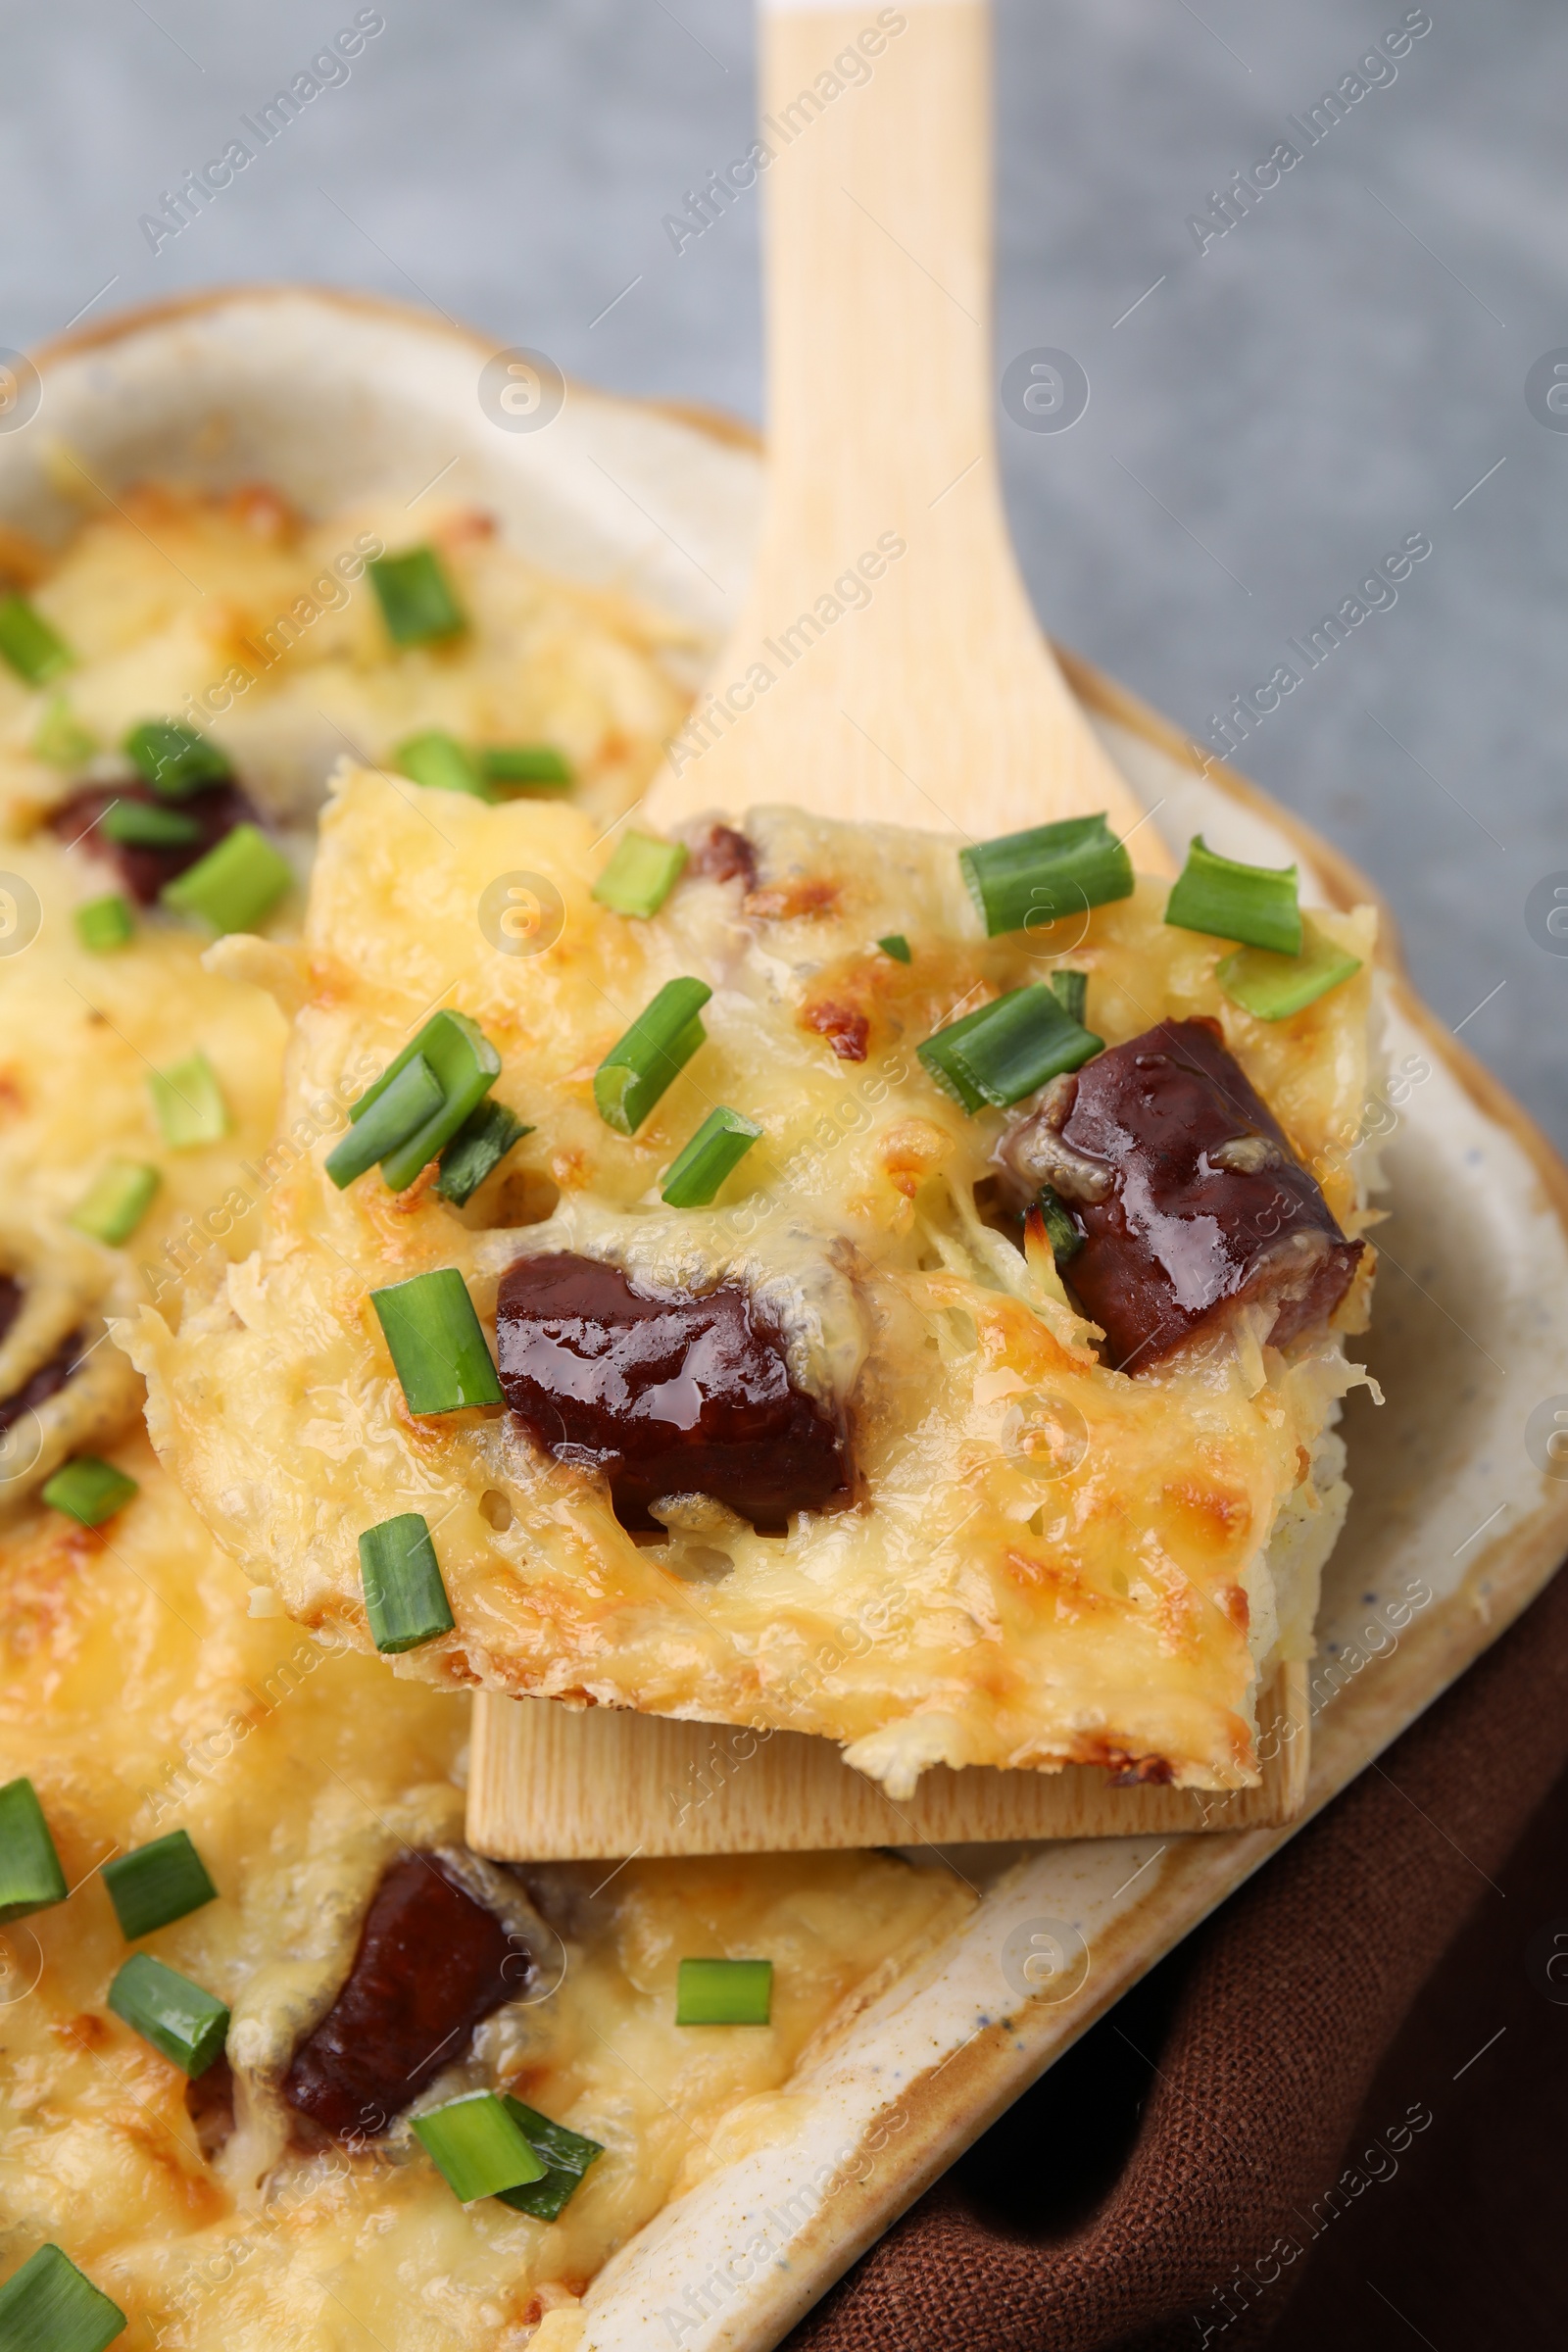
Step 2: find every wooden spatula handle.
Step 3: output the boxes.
[645,0,1158,846]
[760,0,994,589]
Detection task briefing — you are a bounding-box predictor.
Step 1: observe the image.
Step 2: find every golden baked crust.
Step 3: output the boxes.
[130,771,1378,1796]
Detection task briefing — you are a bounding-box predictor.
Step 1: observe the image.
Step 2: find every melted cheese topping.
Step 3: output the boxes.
[0,1440,970,2346]
[0,481,692,836]
[131,772,1377,1795]
[0,482,687,1507]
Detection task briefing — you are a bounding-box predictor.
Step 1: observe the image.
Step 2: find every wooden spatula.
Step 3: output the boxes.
[645,0,1157,844]
[466,0,1230,1864]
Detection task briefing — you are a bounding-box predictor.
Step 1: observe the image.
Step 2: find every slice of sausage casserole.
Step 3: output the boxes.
[0,1436,968,2348]
[130,778,1380,1799]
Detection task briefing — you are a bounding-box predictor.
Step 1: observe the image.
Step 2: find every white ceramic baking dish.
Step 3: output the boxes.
[5,287,1566,2351]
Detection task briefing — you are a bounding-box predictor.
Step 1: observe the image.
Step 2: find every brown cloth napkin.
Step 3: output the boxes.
[787,1555,1568,2352]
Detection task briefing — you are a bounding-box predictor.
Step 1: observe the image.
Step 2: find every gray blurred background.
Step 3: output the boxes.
[3,0,1562,1143]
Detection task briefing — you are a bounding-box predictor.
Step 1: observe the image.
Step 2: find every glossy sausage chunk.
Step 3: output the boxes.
[283,1854,522,2139]
[1004,1018,1361,1371]
[496,1251,849,1532]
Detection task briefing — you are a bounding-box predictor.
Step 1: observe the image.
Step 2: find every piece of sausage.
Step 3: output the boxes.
[282,1854,524,2140]
[0,1314,82,1434]
[1002,1018,1362,1371]
[49,781,259,906]
[685,823,757,889]
[496,1251,849,1533]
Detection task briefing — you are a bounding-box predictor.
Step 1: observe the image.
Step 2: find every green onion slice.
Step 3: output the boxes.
[661,1106,760,1207]
[123,720,230,799]
[592,831,688,918]
[480,744,572,793]
[370,1268,504,1414]
[1219,920,1363,1021]
[495,2096,606,2220]
[594,978,711,1136]
[394,730,494,801]
[160,824,293,934]
[413,2091,549,2203]
[877,932,911,963]
[71,1158,160,1247]
[958,813,1134,939]
[675,1957,773,2026]
[1049,968,1088,1025]
[32,695,97,769]
[0,1776,69,1925]
[435,1100,532,1207]
[0,2243,126,2352]
[359,1513,456,1653]
[147,1052,227,1150]
[41,1457,139,1527]
[74,895,134,954]
[0,594,74,685]
[918,986,1102,1113]
[108,1952,229,2076]
[1035,1186,1084,1267]
[1163,835,1302,955]
[102,1830,217,1940]
[368,547,467,647]
[349,1010,504,1194]
[325,1054,445,1190]
[100,801,201,848]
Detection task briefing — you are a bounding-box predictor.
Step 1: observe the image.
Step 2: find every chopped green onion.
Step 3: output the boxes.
[368,546,467,647]
[102,1830,217,1940]
[1163,835,1302,956]
[123,720,230,800]
[74,895,135,954]
[877,933,911,963]
[359,1513,455,1653]
[675,1957,772,2027]
[918,986,1102,1113]
[325,1054,445,1190]
[480,744,573,793]
[412,2091,548,2203]
[0,1776,69,1924]
[661,1106,760,1207]
[32,695,97,769]
[1219,920,1363,1021]
[959,813,1134,939]
[592,831,687,918]
[41,1457,138,1527]
[0,593,74,685]
[0,2244,126,2352]
[71,1158,160,1246]
[147,1051,227,1150]
[495,2096,605,2220]
[1036,1186,1083,1267]
[370,1268,504,1414]
[594,978,711,1136]
[435,1100,532,1207]
[100,801,201,848]
[1049,969,1088,1025]
[349,1010,504,1193]
[394,729,493,801]
[107,1952,228,2076]
[160,824,293,934]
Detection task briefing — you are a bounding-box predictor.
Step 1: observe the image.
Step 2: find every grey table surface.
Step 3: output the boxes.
[2,0,1563,1150]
